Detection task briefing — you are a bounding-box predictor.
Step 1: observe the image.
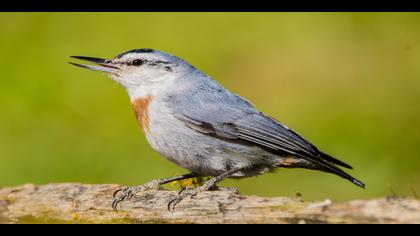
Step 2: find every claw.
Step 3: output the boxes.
[112,187,132,211]
[112,188,123,199]
[167,198,180,212]
[178,186,189,196]
[167,186,203,212]
[167,189,187,212]
[112,198,120,212]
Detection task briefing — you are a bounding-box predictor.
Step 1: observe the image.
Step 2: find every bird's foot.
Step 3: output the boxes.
[167,182,216,212]
[112,179,161,211]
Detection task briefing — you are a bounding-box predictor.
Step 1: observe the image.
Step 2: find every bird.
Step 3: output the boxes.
[69,48,365,211]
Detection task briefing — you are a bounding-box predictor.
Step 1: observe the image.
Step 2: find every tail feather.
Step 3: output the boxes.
[319,151,353,169]
[294,152,366,189]
[314,159,366,189]
[319,164,366,189]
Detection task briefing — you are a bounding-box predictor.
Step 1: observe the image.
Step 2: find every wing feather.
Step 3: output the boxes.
[167,80,363,188]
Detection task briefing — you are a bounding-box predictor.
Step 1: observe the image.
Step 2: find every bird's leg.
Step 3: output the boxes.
[112,173,198,211]
[167,167,243,212]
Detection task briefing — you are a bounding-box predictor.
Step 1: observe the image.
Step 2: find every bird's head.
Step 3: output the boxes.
[70,49,194,99]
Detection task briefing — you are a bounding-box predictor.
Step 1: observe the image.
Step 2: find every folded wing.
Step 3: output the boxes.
[173,105,365,188]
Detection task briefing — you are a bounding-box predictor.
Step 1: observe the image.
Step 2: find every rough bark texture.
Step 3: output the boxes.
[0,183,419,224]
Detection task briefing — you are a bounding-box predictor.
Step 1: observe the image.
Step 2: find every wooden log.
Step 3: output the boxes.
[0,183,419,223]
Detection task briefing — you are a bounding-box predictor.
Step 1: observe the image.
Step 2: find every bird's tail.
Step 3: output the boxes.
[318,153,366,188]
[290,152,366,189]
[304,157,366,189]
[319,151,353,169]
[281,156,366,189]
[319,166,366,189]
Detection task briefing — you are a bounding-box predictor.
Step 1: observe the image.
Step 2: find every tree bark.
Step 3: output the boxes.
[0,183,419,223]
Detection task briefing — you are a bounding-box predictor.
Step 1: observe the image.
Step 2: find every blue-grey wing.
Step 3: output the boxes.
[174,105,320,160]
[173,88,368,178]
[166,77,365,188]
[169,85,349,164]
[176,104,365,185]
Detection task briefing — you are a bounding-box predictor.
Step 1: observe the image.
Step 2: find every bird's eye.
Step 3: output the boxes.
[131,59,144,66]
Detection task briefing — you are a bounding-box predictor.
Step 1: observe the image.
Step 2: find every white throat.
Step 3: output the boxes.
[124,76,176,102]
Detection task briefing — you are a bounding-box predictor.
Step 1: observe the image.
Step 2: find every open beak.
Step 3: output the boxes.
[69,56,120,73]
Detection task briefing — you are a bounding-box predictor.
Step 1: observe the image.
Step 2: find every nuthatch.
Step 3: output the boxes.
[70,49,365,211]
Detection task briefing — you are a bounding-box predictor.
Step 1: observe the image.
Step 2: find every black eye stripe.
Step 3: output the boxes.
[119,59,174,69]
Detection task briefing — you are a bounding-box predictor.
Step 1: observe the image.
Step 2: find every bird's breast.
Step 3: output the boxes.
[131,95,153,133]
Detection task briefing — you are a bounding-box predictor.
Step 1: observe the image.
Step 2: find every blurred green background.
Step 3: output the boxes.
[0,13,419,201]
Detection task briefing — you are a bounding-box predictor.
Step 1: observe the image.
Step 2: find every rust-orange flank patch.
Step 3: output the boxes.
[131,95,153,133]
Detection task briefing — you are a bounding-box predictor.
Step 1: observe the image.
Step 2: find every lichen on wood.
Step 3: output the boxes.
[0,183,419,223]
